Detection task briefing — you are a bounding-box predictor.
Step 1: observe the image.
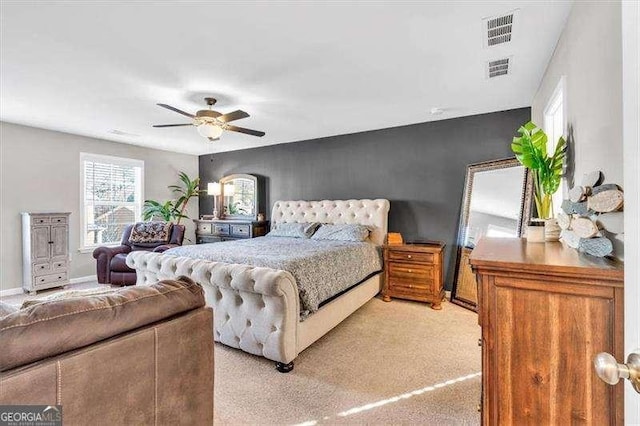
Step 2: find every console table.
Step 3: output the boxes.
[193,219,268,244]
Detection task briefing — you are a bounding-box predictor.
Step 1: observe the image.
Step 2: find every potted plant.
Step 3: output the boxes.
[143,172,202,225]
[511,121,566,241]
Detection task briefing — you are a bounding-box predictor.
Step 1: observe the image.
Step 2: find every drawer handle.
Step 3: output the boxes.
[478,339,482,347]
[407,255,412,259]
[408,269,413,273]
[40,265,45,269]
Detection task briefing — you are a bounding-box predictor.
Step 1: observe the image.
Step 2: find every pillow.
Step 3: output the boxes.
[129,221,173,244]
[266,222,320,239]
[0,301,18,318]
[21,286,119,309]
[311,224,371,242]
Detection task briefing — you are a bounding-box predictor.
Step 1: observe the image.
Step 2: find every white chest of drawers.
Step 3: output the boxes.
[22,212,71,294]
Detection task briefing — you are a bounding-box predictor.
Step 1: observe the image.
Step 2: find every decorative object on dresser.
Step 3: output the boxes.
[194,218,268,243]
[510,121,567,242]
[560,171,624,257]
[470,238,624,425]
[450,157,533,311]
[383,241,445,310]
[21,212,70,294]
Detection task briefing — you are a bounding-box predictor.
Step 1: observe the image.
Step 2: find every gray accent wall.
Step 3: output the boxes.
[199,107,531,289]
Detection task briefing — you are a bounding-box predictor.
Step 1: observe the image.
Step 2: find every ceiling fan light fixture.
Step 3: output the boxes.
[197,123,224,139]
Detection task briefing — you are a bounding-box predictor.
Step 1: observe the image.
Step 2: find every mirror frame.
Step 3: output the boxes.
[450,157,533,311]
[220,173,259,220]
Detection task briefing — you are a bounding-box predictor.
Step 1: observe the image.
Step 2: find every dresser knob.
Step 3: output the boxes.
[478,339,482,347]
[408,269,413,273]
[407,255,412,259]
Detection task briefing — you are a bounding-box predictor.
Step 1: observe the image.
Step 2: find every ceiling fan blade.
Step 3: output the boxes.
[152,123,193,128]
[157,103,195,118]
[217,110,250,123]
[225,125,265,137]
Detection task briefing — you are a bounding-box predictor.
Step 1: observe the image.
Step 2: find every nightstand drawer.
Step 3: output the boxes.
[212,224,230,235]
[388,251,434,264]
[388,263,434,280]
[231,224,250,237]
[197,223,212,234]
[388,278,433,292]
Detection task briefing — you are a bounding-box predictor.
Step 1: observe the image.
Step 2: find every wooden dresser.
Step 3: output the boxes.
[382,242,445,310]
[193,219,268,244]
[470,238,624,425]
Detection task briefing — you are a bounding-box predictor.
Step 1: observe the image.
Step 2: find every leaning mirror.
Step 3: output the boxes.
[451,158,533,311]
[220,174,258,219]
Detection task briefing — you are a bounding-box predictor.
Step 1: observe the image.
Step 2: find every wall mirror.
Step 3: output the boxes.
[451,158,533,311]
[220,174,258,220]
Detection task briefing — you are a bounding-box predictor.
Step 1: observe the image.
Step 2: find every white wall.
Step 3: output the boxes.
[532,1,623,187]
[0,122,199,291]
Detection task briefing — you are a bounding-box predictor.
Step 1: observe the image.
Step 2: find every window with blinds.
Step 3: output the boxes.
[80,153,143,249]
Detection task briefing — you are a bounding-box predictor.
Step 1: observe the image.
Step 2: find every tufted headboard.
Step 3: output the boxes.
[270,199,390,245]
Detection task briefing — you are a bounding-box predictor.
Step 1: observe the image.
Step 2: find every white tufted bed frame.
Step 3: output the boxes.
[127,199,390,372]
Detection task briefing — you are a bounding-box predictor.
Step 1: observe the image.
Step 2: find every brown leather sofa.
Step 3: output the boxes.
[0,277,213,425]
[93,223,185,285]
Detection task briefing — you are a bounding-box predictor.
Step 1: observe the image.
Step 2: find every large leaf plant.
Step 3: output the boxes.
[142,172,202,224]
[511,121,566,219]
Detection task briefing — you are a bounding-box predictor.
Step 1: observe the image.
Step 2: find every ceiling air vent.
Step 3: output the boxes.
[483,10,518,47]
[487,57,511,79]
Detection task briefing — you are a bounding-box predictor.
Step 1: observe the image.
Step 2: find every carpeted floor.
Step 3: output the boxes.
[214,297,481,425]
[4,283,482,425]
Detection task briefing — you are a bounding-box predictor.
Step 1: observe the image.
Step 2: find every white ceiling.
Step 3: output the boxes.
[0,1,572,155]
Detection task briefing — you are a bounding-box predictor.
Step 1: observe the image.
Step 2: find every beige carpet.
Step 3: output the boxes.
[214,297,481,425]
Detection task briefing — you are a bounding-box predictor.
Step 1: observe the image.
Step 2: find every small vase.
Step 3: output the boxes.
[526,219,546,243]
[544,218,561,242]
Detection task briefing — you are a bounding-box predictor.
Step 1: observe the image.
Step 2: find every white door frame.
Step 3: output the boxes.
[622,0,639,422]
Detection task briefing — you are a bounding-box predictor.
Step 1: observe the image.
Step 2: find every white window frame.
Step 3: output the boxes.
[543,75,567,216]
[79,152,144,252]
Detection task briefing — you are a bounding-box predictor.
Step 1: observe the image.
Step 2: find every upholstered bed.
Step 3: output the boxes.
[126,199,389,372]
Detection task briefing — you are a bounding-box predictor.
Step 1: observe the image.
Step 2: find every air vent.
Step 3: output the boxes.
[483,10,518,47]
[487,57,511,79]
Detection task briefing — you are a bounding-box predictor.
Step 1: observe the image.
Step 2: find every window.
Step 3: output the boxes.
[543,76,567,216]
[80,153,143,250]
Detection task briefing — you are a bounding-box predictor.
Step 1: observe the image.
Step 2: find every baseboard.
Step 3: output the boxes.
[69,275,97,284]
[0,287,24,297]
[0,275,98,297]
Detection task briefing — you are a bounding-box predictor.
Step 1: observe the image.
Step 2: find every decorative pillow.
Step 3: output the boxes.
[21,286,118,309]
[310,224,371,242]
[266,222,321,239]
[0,301,18,318]
[129,221,173,244]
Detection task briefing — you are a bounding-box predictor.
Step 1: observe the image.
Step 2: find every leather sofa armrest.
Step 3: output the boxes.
[153,244,179,253]
[93,245,131,259]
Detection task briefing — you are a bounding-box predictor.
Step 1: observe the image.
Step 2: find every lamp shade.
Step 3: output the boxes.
[224,183,235,196]
[207,182,221,196]
[197,123,224,139]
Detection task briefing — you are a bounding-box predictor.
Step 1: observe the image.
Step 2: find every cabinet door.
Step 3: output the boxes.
[31,226,51,263]
[50,224,68,260]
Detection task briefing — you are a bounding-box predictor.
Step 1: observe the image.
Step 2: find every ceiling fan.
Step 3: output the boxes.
[152,97,265,141]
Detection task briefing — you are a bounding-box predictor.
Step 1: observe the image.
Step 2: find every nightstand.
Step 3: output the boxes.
[382,241,445,310]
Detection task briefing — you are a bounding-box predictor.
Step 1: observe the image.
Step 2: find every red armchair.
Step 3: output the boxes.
[93,223,185,285]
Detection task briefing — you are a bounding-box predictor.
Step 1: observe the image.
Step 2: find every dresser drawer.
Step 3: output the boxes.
[33,262,51,276]
[33,272,67,287]
[388,278,433,292]
[197,223,212,234]
[388,262,434,280]
[31,216,50,225]
[51,260,67,271]
[388,251,434,264]
[387,282,432,300]
[50,216,68,224]
[212,223,230,235]
[231,224,250,237]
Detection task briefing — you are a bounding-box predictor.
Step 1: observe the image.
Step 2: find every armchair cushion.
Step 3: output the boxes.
[153,244,180,253]
[110,253,132,272]
[0,276,204,372]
